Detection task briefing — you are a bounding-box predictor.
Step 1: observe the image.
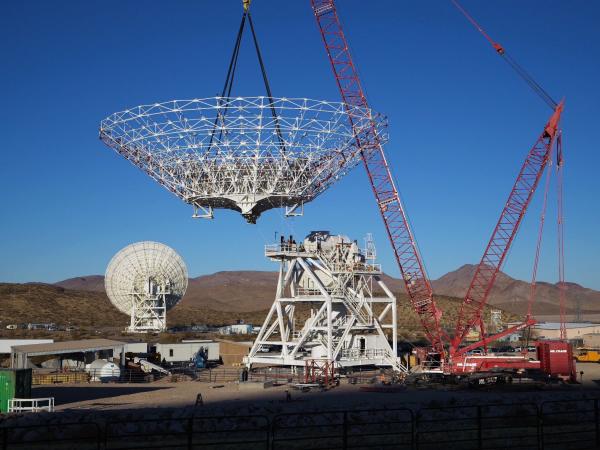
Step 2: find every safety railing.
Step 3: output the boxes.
[249,367,305,384]
[296,287,327,296]
[416,402,539,449]
[340,348,388,360]
[2,398,600,449]
[0,422,101,450]
[265,243,305,255]
[193,368,243,383]
[31,369,169,385]
[327,262,382,273]
[540,398,600,449]
[104,415,270,449]
[7,398,54,413]
[272,408,414,449]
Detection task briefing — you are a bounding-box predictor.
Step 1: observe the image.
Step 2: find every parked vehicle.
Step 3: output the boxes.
[466,348,483,356]
[575,348,600,363]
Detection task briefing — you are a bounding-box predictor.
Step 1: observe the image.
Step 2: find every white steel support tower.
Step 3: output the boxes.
[128,278,171,332]
[246,231,407,372]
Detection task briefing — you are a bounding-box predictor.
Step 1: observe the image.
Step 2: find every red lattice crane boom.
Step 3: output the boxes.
[449,0,565,354]
[310,0,445,355]
[451,103,563,354]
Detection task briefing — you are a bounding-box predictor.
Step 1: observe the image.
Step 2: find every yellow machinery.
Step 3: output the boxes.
[575,348,600,363]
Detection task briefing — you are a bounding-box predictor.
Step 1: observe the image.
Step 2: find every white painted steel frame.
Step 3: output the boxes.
[8,398,55,413]
[100,97,387,223]
[246,238,406,372]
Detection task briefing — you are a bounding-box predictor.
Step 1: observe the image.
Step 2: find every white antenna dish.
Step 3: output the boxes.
[105,241,188,333]
[99,97,387,223]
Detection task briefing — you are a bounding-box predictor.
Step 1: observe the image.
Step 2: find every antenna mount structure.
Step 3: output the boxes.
[246,231,406,372]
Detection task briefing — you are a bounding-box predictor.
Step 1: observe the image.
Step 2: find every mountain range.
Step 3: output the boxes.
[55,264,599,317]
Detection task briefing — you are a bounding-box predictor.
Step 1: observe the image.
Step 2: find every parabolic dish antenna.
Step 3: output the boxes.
[99,96,388,223]
[105,241,188,333]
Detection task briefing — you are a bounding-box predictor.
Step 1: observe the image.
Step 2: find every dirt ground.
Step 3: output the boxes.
[31,362,600,414]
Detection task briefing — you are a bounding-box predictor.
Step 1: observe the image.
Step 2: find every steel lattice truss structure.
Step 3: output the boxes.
[311,0,446,355]
[451,104,563,352]
[105,241,188,333]
[100,96,387,223]
[246,232,406,372]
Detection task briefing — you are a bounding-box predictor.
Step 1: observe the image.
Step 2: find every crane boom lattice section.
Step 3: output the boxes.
[452,103,563,352]
[311,0,444,354]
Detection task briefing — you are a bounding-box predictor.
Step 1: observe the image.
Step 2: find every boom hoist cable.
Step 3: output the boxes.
[526,149,553,320]
[450,1,567,353]
[450,0,558,111]
[556,133,567,340]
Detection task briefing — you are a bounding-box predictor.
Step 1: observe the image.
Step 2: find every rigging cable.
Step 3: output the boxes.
[556,133,567,340]
[208,0,286,152]
[450,0,558,110]
[526,149,553,318]
[247,12,286,151]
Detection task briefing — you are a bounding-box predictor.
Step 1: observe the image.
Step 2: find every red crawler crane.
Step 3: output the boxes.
[311,0,445,356]
[449,0,568,354]
[311,0,569,375]
[451,103,563,355]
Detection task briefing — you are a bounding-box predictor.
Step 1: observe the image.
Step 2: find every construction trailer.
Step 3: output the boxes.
[308,0,575,381]
[534,322,600,340]
[123,342,148,354]
[154,340,219,364]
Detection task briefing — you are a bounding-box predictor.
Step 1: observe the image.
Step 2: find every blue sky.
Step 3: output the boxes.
[1,1,598,289]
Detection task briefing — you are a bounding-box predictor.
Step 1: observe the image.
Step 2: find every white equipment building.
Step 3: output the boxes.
[246,231,406,372]
[156,340,219,363]
[105,242,188,333]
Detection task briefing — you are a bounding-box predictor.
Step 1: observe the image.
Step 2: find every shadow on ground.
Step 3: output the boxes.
[33,385,172,405]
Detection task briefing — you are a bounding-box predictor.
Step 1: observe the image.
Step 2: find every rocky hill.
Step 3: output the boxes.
[55,275,105,292]
[431,264,599,316]
[55,266,600,318]
[2,266,548,341]
[0,265,580,341]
